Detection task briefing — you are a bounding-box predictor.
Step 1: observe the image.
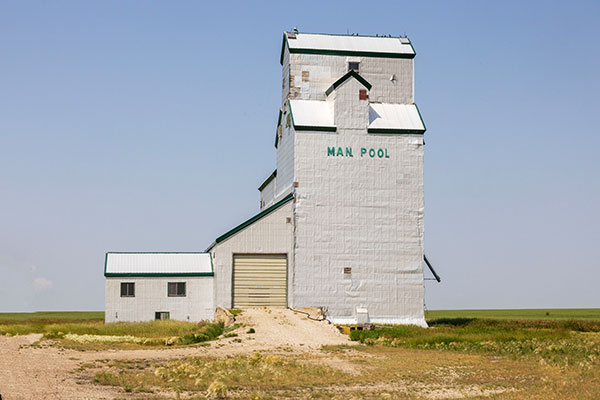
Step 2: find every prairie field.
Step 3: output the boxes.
[425,308,600,321]
[1,309,599,399]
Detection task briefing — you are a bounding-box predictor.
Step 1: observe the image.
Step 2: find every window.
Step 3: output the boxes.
[168,282,186,297]
[120,282,135,297]
[348,62,360,72]
[155,312,170,320]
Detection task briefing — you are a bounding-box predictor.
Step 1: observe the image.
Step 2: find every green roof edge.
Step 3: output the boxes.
[258,170,277,191]
[275,109,282,148]
[290,48,415,60]
[325,70,372,96]
[105,272,214,277]
[294,125,336,132]
[367,128,425,135]
[210,193,295,249]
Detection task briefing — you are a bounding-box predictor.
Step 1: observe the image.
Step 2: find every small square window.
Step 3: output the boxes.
[359,89,369,100]
[155,311,170,320]
[348,62,360,72]
[120,282,135,297]
[168,282,186,297]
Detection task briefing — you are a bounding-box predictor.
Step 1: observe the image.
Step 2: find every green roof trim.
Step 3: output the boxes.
[294,125,337,132]
[290,48,415,61]
[105,272,214,277]
[325,70,372,96]
[258,170,277,191]
[208,193,294,250]
[275,109,282,148]
[367,128,425,135]
[279,32,416,65]
[103,252,214,277]
[279,33,290,65]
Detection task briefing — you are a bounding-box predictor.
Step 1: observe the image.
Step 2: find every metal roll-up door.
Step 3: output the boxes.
[233,254,287,307]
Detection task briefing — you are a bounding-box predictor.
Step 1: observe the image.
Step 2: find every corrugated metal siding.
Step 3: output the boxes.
[105,253,212,274]
[233,255,287,307]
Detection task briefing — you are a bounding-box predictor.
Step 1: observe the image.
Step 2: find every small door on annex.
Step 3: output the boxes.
[232,254,287,307]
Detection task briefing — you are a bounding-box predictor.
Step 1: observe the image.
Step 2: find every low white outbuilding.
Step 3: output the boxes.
[104,252,214,322]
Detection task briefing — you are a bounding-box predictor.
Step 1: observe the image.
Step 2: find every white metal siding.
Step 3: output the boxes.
[211,201,294,309]
[233,255,287,307]
[105,276,214,323]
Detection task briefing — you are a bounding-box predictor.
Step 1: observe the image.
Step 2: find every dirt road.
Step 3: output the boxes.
[0,308,353,399]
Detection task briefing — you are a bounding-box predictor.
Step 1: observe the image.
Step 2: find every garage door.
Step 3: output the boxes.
[233,255,287,307]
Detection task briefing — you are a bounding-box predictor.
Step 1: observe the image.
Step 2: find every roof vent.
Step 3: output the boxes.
[287,31,297,39]
[399,37,411,44]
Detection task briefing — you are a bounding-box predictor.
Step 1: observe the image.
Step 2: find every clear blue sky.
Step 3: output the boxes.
[1,1,598,312]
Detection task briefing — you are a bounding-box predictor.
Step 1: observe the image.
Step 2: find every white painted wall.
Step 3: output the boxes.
[280,45,425,326]
[283,51,413,104]
[291,129,425,326]
[211,201,294,308]
[105,276,214,323]
[275,110,295,199]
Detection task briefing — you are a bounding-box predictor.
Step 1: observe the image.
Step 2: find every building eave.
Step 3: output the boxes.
[258,170,277,191]
[325,70,372,97]
[208,193,294,250]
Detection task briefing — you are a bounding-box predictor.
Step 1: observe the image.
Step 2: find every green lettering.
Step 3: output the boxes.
[377,149,384,158]
[337,147,343,156]
[385,149,390,158]
[369,149,375,157]
[327,147,335,156]
[345,147,353,157]
[361,148,367,157]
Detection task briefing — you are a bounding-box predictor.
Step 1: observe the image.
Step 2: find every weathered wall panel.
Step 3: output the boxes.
[105,276,214,322]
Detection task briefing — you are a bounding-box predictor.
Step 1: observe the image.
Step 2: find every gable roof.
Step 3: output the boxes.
[206,193,294,251]
[280,32,416,65]
[104,252,214,277]
[325,70,372,96]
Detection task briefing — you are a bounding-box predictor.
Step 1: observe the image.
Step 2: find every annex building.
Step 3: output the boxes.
[105,32,437,326]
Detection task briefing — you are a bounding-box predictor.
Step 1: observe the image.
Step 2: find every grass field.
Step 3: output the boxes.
[0,311,224,348]
[0,311,104,322]
[93,316,600,399]
[3,308,600,323]
[426,308,600,321]
[3,309,600,398]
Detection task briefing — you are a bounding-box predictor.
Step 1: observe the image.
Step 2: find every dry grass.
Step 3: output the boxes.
[89,319,600,399]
